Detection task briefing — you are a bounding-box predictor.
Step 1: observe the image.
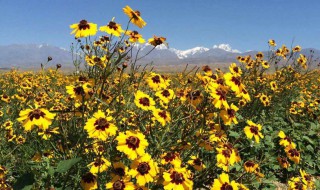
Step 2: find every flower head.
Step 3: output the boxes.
[123,6,146,28]
[70,20,97,38]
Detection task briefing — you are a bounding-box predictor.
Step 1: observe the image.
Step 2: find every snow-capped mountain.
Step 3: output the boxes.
[0,43,319,70]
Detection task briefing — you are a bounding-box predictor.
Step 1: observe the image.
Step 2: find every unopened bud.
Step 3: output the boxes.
[56,64,62,69]
[122,62,128,68]
[48,56,52,62]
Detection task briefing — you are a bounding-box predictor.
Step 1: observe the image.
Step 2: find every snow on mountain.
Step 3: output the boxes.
[213,44,241,53]
[171,47,210,59]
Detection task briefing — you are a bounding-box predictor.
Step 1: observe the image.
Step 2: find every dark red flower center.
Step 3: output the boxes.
[289,149,299,157]
[114,167,125,177]
[137,162,150,175]
[245,161,255,167]
[108,21,118,30]
[221,183,234,190]
[151,75,161,83]
[94,118,110,131]
[249,126,259,135]
[74,86,85,96]
[113,180,125,190]
[222,149,231,158]
[93,158,105,167]
[161,90,170,97]
[158,111,167,119]
[126,136,140,150]
[78,20,90,30]
[170,171,184,184]
[231,76,241,86]
[82,172,96,184]
[193,158,202,166]
[28,109,45,121]
[139,97,150,106]
[216,89,227,100]
[227,109,236,117]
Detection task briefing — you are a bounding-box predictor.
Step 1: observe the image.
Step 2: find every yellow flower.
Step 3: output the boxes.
[134,90,156,111]
[277,156,290,169]
[299,169,315,189]
[163,167,193,190]
[244,120,264,143]
[297,54,307,69]
[116,130,149,160]
[220,104,239,126]
[268,39,276,46]
[85,55,108,68]
[66,82,93,102]
[17,106,56,131]
[292,45,302,52]
[209,123,227,143]
[106,176,135,190]
[125,30,145,43]
[155,89,175,104]
[160,152,182,168]
[70,20,97,38]
[128,154,159,186]
[288,177,307,190]
[224,72,245,94]
[244,160,259,173]
[88,156,111,174]
[285,145,300,164]
[261,60,270,68]
[259,94,270,106]
[229,63,242,77]
[212,173,239,190]
[209,85,229,109]
[187,156,206,171]
[100,20,124,37]
[81,172,98,190]
[110,162,129,180]
[148,35,166,47]
[152,109,171,126]
[278,131,296,148]
[123,5,146,28]
[84,110,118,141]
[147,72,169,90]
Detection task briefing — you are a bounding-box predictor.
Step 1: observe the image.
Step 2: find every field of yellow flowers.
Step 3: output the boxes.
[0,6,319,190]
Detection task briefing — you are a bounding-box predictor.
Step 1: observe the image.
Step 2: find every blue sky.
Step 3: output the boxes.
[1,0,320,52]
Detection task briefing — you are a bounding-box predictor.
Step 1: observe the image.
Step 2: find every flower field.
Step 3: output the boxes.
[0,6,319,190]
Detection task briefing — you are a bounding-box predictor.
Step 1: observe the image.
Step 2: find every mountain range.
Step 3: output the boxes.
[0,43,319,70]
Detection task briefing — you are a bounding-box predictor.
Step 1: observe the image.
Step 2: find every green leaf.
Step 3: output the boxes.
[13,173,34,189]
[302,136,314,145]
[306,145,314,152]
[56,157,82,173]
[229,131,240,138]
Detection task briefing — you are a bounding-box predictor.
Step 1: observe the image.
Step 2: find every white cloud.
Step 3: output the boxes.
[213,44,241,53]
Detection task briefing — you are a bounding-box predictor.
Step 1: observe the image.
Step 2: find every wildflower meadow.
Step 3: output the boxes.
[0,5,319,190]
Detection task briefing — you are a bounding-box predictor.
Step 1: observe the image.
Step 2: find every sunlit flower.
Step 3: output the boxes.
[163,167,193,190]
[292,45,302,52]
[278,131,296,148]
[244,120,264,143]
[84,110,117,141]
[106,176,135,190]
[17,106,56,131]
[88,156,111,174]
[212,173,239,190]
[123,6,146,28]
[268,39,276,46]
[288,177,307,190]
[128,153,159,186]
[244,160,259,173]
[220,104,239,125]
[116,130,149,160]
[299,169,315,189]
[125,30,145,43]
[285,145,300,164]
[134,90,156,111]
[70,20,97,38]
[152,109,171,126]
[100,20,124,37]
[160,152,182,167]
[148,36,166,47]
